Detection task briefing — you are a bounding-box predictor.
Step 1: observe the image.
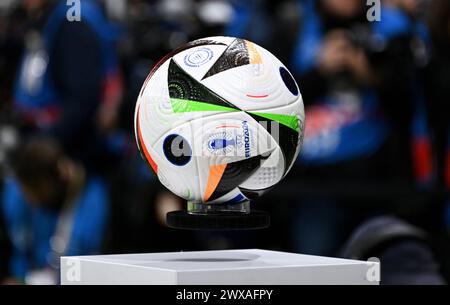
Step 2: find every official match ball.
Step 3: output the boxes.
[135,36,304,204]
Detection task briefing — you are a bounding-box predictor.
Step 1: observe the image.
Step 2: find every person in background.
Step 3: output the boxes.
[12,0,123,172]
[224,0,274,48]
[1,136,109,284]
[340,215,446,285]
[288,0,434,255]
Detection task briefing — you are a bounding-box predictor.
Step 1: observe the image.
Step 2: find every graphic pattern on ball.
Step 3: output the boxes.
[135,36,305,204]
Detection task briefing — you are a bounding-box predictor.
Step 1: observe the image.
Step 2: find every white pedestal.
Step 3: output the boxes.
[60,249,379,285]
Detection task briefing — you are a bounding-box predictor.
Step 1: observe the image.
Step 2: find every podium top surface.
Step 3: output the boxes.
[63,249,365,272]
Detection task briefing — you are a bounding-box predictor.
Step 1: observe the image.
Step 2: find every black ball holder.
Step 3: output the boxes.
[166,201,270,230]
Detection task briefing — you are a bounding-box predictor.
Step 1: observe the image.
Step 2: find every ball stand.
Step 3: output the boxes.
[166,201,270,230]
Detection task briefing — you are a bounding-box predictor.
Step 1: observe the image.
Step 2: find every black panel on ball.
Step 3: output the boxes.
[202,38,250,79]
[207,155,266,202]
[168,59,240,110]
[139,39,226,97]
[247,113,299,176]
[238,185,276,200]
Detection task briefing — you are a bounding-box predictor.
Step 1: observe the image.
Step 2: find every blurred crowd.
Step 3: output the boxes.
[0,0,449,284]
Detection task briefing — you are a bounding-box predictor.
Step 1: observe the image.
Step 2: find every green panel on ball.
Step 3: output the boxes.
[170,98,239,113]
[248,112,300,132]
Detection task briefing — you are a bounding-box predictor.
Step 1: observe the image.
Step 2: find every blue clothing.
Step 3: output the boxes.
[1,177,109,280]
[14,0,120,113]
[225,0,273,47]
[13,0,124,170]
[292,1,431,172]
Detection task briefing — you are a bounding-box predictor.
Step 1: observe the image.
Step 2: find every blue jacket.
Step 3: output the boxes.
[14,0,122,138]
[292,1,432,185]
[1,177,109,280]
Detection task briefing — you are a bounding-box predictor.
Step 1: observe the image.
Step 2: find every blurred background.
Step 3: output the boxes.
[0,0,449,285]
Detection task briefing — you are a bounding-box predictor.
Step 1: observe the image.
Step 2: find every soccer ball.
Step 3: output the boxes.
[135,36,304,205]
